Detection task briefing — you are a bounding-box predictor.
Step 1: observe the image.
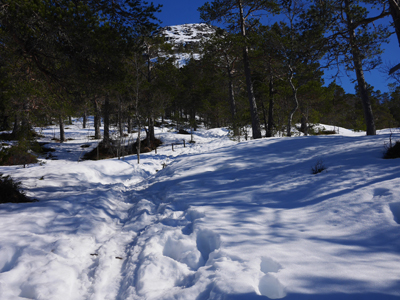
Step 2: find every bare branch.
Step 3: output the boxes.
[389,62,400,75]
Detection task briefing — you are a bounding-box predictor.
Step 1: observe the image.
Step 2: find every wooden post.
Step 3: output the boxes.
[172,143,174,151]
[183,139,186,147]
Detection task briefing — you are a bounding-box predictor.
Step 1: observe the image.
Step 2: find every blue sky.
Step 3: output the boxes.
[151,0,399,95]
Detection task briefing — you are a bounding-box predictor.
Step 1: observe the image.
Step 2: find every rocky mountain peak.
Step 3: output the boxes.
[155,23,218,67]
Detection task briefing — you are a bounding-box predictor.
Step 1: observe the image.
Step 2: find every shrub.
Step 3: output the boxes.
[83,138,162,160]
[315,129,337,135]
[311,160,326,174]
[178,129,190,135]
[0,174,34,203]
[384,140,400,159]
[0,142,38,166]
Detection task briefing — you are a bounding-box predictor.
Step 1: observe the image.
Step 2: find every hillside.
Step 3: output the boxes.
[157,23,217,67]
[0,121,399,299]
[160,23,217,45]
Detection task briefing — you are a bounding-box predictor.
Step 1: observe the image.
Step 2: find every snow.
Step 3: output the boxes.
[157,23,216,67]
[160,23,216,45]
[0,119,400,300]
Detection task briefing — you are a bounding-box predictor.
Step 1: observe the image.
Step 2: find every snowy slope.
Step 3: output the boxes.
[160,23,216,45]
[0,120,399,300]
[157,23,217,67]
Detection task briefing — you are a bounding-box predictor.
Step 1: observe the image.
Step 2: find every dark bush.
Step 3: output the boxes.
[315,130,337,135]
[83,138,162,160]
[178,129,190,135]
[311,160,326,174]
[0,174,34,203]
[0,142,38,166]
[384,140,400,159]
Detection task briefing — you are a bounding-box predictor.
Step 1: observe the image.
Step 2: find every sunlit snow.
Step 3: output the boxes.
[0,119,399,300]
[158,23,216,68]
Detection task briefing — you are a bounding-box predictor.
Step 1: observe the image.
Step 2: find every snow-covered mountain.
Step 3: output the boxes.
[159,23,217,46]
[156,23,218,67]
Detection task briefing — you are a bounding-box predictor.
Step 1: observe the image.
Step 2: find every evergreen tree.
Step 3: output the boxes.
[0,0,161,145]
[199,0,280,139]
[309,0,391,135]
[386,86,400,126]
[201,30,243,135]
[257,0,326,136]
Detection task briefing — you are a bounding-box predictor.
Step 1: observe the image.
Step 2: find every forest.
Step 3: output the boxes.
[1,0,400,160]
[2,2,400,299]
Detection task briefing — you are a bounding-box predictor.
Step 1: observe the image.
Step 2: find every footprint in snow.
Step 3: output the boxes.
[258,256,286,299]
[389,202,400,224]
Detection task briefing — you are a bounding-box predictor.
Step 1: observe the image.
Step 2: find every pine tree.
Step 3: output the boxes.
[201,30,243,136]
[199,0,280,139]
[310,0,391,135]
[254,0,326,136]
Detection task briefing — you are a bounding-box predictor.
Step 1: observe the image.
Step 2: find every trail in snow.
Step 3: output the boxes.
[0,120,399,299]
[0,119,238,300]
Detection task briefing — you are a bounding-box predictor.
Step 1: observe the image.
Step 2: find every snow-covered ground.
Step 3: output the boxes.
[0,119,399,300]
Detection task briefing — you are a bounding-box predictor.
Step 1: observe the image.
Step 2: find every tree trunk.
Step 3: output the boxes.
[266,77,275,138]
[301,115,308,136]
[260,99,268,137]
[388,0,400,74]
[83,110,87,129]
[136,117,141,164]
[59,114,65,142]
[1,115,9,131]
[12,113,19,139]
[93,99,101,139]
[127,116,132,134]
[149,116,155,143]
[143,126,148,147]
[190,109,197,131]
[20,102,30,139]
[134,53,141,164]
[238,0,262,139]
[345,0,376,135]
[118,97,123,137]
[12,108,30,140]
[104,96,110,145]
[352,51,376,135]
[287,68,299,137]
[242,48,261,139]
[227,67,238,136]
[287,93,299,137]
[389,0,400,47]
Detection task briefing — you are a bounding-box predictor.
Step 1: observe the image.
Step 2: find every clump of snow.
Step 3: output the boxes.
[0,119,400,299]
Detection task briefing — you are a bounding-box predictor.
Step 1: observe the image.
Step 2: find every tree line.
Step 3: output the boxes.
[1,0,400,157]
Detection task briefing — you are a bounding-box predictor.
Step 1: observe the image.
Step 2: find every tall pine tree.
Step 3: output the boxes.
[199,0,280,139]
